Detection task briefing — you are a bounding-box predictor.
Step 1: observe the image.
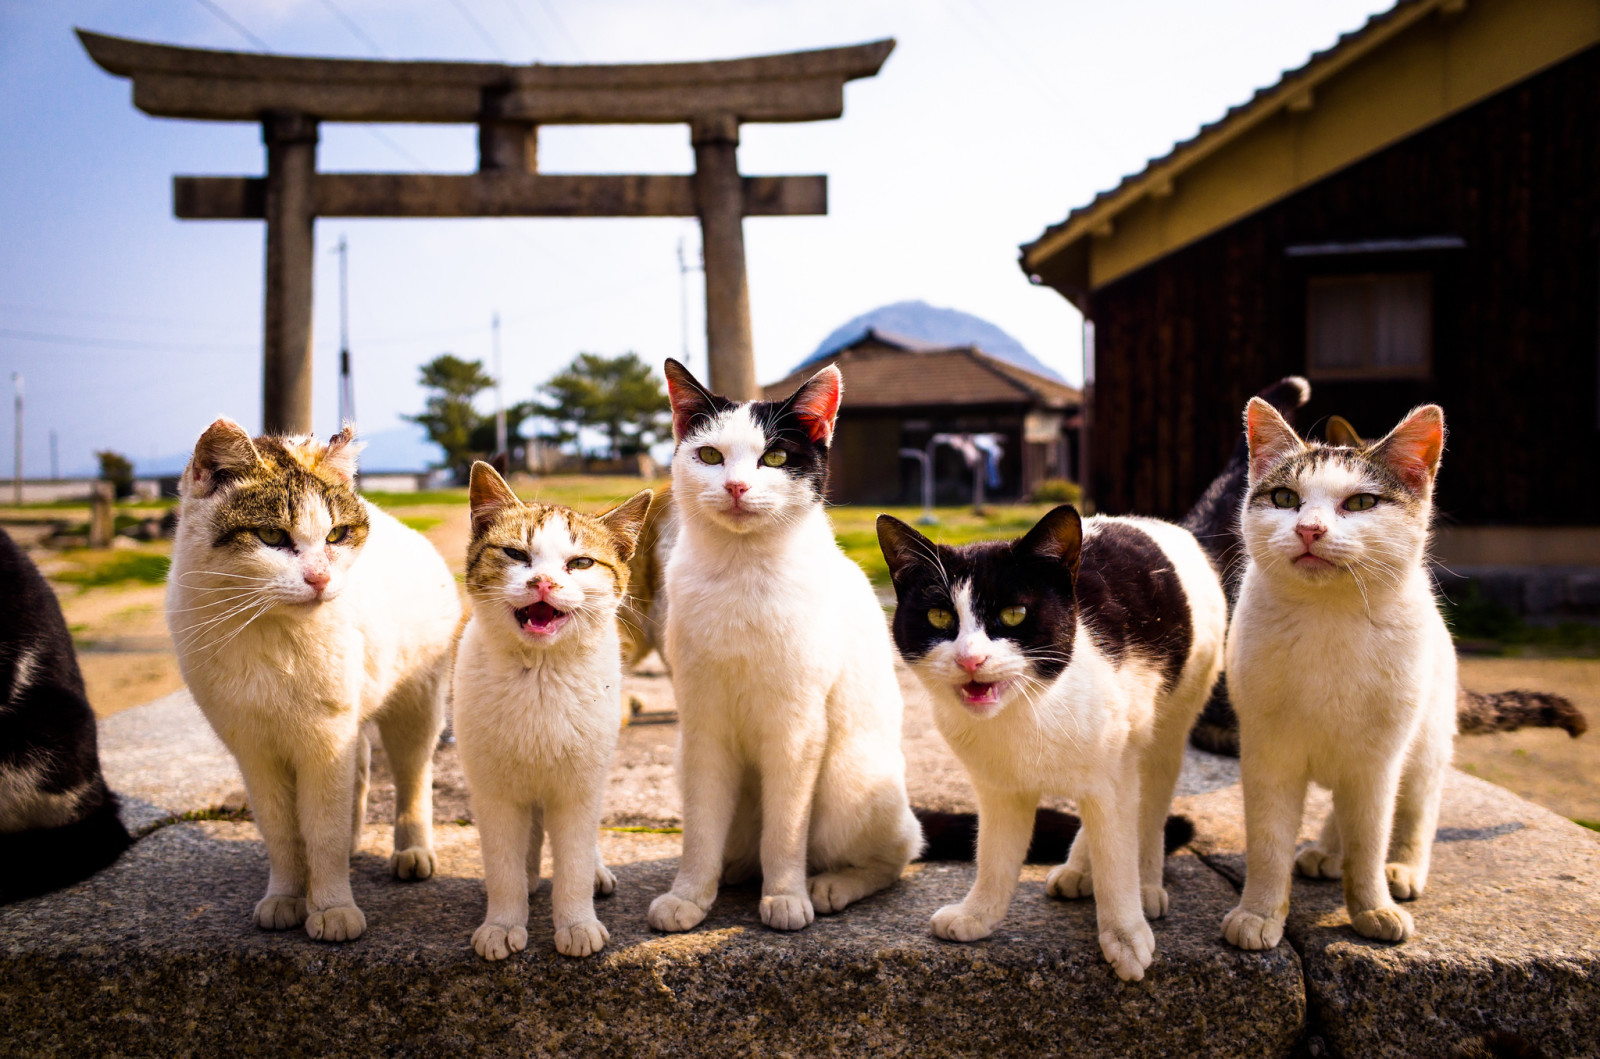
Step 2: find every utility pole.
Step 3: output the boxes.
[334,235,355,427]
[677,236,702,372]
[11,373,21,506]
[492,311,507,463]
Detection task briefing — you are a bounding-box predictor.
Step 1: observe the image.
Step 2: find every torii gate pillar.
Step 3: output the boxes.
[692,114,757,401]
[262,111,319,435]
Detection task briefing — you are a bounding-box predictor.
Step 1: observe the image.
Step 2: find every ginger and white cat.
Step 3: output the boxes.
[646,358,922,934]
[167,419,459,941]
[879,507,1226,981]
[452,463,651,960]
[1222,401,1455,949]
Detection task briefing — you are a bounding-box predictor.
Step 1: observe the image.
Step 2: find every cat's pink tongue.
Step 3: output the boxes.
[516,601,569,636]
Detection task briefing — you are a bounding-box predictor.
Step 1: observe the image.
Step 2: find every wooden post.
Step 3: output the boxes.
[89,481,115,549]
[692,114,758,400]
[261,111,319,435]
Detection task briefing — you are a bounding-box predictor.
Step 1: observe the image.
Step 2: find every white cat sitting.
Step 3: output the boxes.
[1222,401,1454,949]
[167,419,460,942]
[453,463,652,960]
[646,359,923,935]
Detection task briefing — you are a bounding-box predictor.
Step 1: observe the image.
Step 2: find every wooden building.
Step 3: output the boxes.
[1021,0,1600,566]
[763,329,1081,505]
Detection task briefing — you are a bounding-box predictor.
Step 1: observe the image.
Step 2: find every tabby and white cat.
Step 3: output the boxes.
[452,463,652,960]
[167,419,460,942]
[878,507,1226,981]
[646,359,922,935]
[1222,401,1454,949]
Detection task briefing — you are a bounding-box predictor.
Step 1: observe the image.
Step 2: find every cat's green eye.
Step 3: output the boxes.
[1000,606,1026,627]
[326,526,349,544]
[1271,488,1301,509]
[698,446,724,465]
[567,556,595,571]
[255,527,289,548]
[761,449,787,468]
[502,547,530,564]
[927,608,954,630]
[1343,493,1378,512]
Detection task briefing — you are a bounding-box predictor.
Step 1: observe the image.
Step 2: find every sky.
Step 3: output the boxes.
[0,0,1396,475]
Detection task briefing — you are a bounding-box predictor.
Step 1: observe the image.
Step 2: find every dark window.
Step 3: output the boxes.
[1306,272,1432,379]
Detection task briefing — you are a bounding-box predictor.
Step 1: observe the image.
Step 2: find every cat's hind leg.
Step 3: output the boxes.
[1045,826,1093,900]
[376,671,447,882]
[472,794,532,961]
[807,781,919,915]
[1135,697,1197,919]
[1386,712,1451,901]
[350,729,371,855]
[526,804,546,892]
[1294,807,1343,880]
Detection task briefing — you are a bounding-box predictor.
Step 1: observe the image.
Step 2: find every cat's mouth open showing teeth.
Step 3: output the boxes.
[514,601,569,636]
[959,681,1007,711]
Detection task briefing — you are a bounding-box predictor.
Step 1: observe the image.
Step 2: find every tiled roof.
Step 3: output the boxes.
[763,339,1080,411]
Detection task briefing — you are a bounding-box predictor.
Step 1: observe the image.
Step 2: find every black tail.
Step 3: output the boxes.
[1457,688,1588,738]
[0,793,132,904]
[914,806,1195,864]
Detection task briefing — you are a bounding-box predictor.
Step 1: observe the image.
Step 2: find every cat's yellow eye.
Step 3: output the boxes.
[761,449,787,468]
[502,547,530,564]
[326,526,349,544]
[698,446,724,465]
[927,608,954,630]
[1271,488,1300,509]
[1000,606,1026,627]
[1343,493,1378,512]
[567,556,595,571]
[255,527,289,548]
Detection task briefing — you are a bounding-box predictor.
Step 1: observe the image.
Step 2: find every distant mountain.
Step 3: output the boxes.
[800,300,1064,381]
[358,422,439,472]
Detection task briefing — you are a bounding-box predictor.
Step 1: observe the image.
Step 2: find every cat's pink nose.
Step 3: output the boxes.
[957,652,987,675]
[303,567,330,592]
[529,575,555,599]
[725,481,749,501]
[1297,523,1326,547]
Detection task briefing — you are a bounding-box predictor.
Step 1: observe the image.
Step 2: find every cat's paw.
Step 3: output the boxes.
[1350,904,1414,942]
[1099,920,1156,981]
[305,904,366,943]
[930,903,994,943]
[808,872,868,915]
[1221,905,1283,950]
[1385,863,1425,901]
[1295,847,1342,880]
[472,922,527,962]
[554,919,610,958]
[254,894,307,931]
[760,893,814,931]
[1044,864,1093,900]
[1141,884,1170,920]
[390,846,436,881]
[647,893,707,933]
[594,862,617,897]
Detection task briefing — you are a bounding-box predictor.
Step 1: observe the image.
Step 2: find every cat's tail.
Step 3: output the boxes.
[1457,688,1588,738]
[0,791,132,904]
[913,807,1195,863]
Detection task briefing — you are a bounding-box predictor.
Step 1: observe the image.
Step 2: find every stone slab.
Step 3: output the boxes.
[97,689,245,830]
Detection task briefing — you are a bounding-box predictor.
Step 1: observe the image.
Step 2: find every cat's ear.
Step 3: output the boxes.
[1367,405,1445,494]
[184,417,260,498]
[598,489,654,562]
[1016,505,1083,582]
[319,424,363,486]
[788,365,843,445]
[663,358,719,442]
[1245,396,1305,480]
[468,461,522,536]
[877,514,937,589]
[1325,415,1364,448]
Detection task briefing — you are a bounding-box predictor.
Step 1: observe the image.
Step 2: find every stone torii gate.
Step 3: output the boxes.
[78,30,893,433]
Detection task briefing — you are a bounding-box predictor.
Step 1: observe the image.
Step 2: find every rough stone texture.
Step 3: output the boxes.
[97,689,245,830]
[1185,772,1600,1059]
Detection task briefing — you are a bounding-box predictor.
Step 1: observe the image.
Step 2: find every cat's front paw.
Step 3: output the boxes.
[1045,864,1093,899]
[472,922,527,961]
[930,903,994,943]
[390,846,436,881]
[1099,920,1156,981]
[305,904,366,942]
[254,894,307,931]
[594,862,617,897]
[1221,905,1283,950]
[759,893,814,931]
[554,919,610,957]
[1385,863,1424,901]
[647,892,707,933]
[1295,847,1341,880]
[1141,884,1169,919]
[1350,903,1413,942]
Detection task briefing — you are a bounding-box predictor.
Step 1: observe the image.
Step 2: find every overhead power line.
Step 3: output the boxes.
[194,0,271,51]
[446,0,507,59]
[316,0,386,58]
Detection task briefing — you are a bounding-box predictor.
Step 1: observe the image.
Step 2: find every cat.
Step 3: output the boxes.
[0,528,131,902]
[646,358,922,934]
[617,484,674,670]
[166,419,460,942]
[1221,400,1455,948]
[452,462,652,960]
[878,505,1227,981]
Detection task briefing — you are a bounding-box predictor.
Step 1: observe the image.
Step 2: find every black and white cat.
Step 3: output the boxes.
[878,507,1226,981]
[0,528,131,902]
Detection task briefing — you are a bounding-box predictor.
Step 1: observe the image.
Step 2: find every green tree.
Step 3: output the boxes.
[405,354,495,481]
[536,352,671,460]
[95,450,135,499]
